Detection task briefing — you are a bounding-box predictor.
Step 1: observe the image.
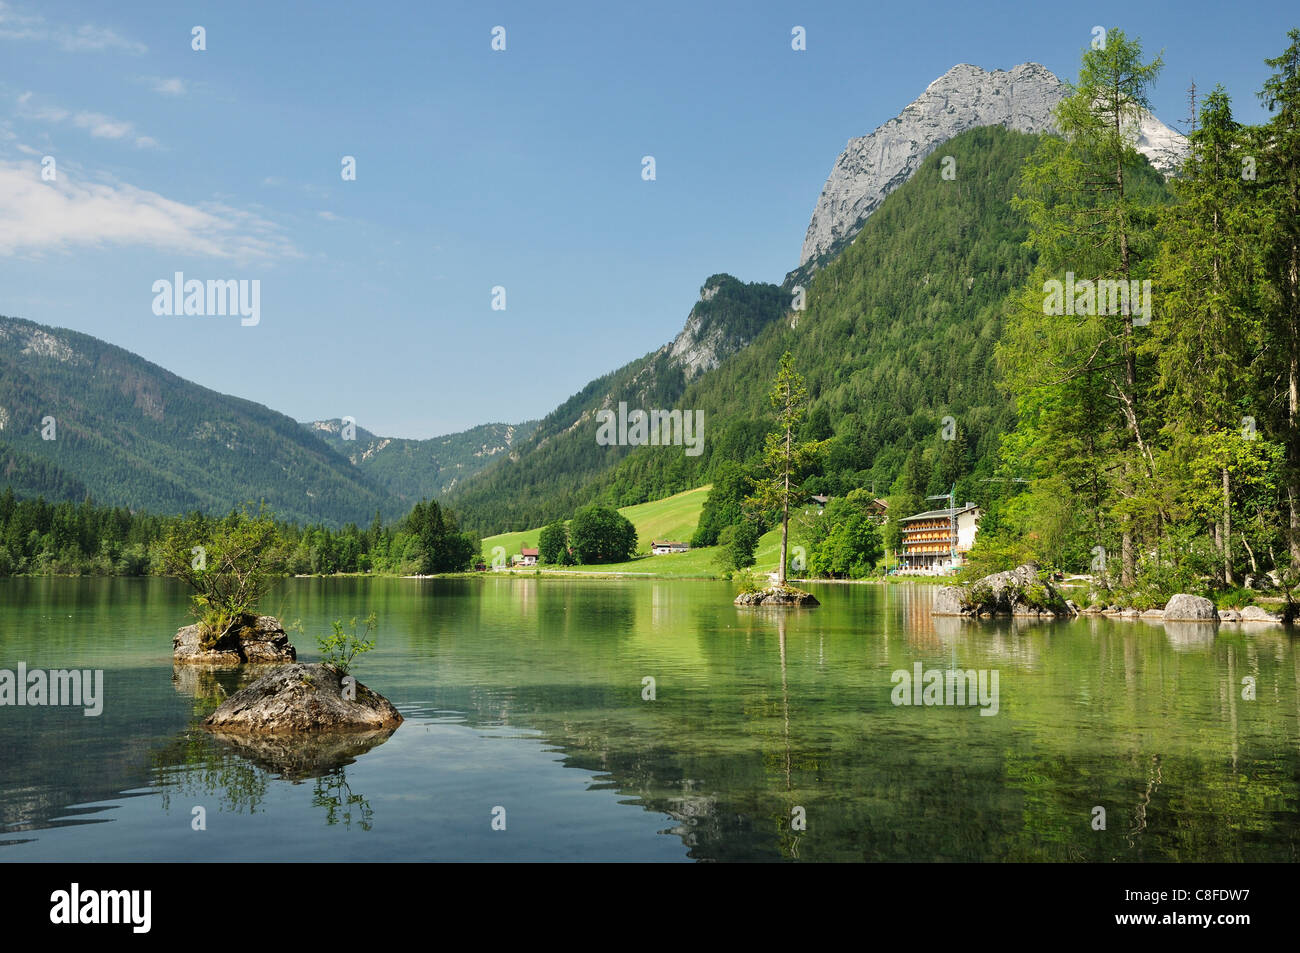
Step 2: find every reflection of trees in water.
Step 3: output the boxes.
[1126,754,1162,847]
[154,726,388,830]
[311,770,373,831]
[154,730,269,815]
[160,664,393,826]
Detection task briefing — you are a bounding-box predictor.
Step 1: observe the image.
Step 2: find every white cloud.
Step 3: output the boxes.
[16,92,157,148]
[0,0,40,40]
[146,76,187,96]
[56,24,145,54]
[0,159,301,261]
[317,210,339,221]
[72,111,132,140]
[0,3,145,54]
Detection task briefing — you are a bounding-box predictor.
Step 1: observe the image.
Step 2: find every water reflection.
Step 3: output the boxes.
[159,659,396,825]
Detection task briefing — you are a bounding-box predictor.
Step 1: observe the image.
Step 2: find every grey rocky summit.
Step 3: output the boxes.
[203,662,403,733]
[173,614,297,665]
[799,62,1188,271]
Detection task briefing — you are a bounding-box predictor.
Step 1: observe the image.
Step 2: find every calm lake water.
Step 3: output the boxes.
[1,576,1297,862]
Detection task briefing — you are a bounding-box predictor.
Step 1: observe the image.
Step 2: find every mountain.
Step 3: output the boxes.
[446,62,1187,535]
[1,62,1186,537]
[795,62,1187,275]
[0,315,395,526]
[444,274,790,533]
[303,417,539,502]
[452,124,1175,534]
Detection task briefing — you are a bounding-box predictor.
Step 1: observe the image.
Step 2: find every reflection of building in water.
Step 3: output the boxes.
[514,577,537,615]
[899,584,942,649]
[651,583,672,628]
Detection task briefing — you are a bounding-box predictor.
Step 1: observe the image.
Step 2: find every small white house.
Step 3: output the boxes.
[651,540,689,555]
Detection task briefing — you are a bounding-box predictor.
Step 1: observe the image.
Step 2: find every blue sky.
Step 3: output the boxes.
[0,0,1295,438]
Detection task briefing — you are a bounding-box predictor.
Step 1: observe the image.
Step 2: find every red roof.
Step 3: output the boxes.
[520,548,538,557]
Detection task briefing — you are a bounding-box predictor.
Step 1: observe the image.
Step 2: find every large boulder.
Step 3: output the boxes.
[202,663,402,733]
[1239,605,1284,624]
[1162,594,1217,622]
[933,587,966,616]
[734,587,820,607]
[932,563,1073,618]
[174,614,297,665]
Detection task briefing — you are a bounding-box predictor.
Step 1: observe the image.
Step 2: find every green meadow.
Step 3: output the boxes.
[476,484,817,578]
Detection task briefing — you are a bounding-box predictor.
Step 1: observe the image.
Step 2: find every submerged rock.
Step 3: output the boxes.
[734,587,820,607]
[1162,594,1217,622]
[173,614,297,665]
[205,727,397,779]
[202,662,402,733]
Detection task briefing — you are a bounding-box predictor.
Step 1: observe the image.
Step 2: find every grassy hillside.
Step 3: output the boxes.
[480,485,711,574]
[478,483,825,578]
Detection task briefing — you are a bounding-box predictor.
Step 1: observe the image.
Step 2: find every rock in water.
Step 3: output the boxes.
[932,587,966,616]
[173,614,297,665]
[202,663,403,733]
[931,563,1073,618]
[734,587,820,607]
[1239,605,1284,624]
[1162,594,1218,622]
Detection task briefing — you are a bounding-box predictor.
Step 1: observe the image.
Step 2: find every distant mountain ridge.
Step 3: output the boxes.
[304,417,539,502]
[0,314,394,525]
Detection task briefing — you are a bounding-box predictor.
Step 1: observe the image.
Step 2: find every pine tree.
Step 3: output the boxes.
[1001,29,1168,586]
[1258,29,1300,569]
[745,353,830,587]
[1151,86,1268,585]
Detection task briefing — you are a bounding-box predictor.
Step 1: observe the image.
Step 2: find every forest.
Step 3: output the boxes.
[0,488,478,578]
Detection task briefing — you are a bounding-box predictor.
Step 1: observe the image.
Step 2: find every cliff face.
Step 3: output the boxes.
[798,62,1188,271]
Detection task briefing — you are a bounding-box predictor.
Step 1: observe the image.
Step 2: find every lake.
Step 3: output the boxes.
[1,576,1297,862]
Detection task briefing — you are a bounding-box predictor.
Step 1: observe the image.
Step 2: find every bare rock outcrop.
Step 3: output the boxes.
[173,614,297,665]
[202,663,402,733]
[734,587,820,608]
[1162,594,1217,622]
[799,62,1187,270]
[931,563,1075,618]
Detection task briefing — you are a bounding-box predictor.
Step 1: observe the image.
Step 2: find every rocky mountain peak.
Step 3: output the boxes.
[798,61,1188,270]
